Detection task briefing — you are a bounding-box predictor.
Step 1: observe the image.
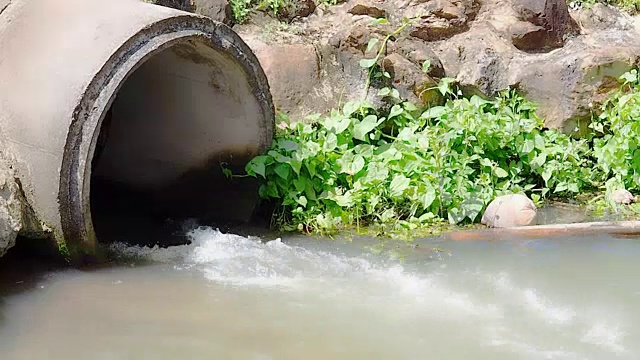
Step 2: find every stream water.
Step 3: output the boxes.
[1,227,639,359]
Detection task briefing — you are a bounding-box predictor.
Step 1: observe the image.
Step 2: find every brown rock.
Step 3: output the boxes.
[388,39,446,79]
[509,21,547,51]
[481,194,537,228]
[510,0,574,51]
[574,3,636,33]
[246,40,322,118]
[278,0,316,22]
[192,0,232,24]
[434,24,513,96]
[611,189,636,205]
[409,0,479,42]
[382,53,443,107]
[514,45,640,132]
[347,0,386,18]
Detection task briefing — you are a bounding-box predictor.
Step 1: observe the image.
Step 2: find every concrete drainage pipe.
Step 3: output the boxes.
[0,0,274,257]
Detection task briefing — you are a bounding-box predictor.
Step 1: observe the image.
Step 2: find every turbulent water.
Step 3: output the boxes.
[1,227,640,359]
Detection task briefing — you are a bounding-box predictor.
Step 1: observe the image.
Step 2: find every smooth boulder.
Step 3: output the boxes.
[611,189,636,205]
[481,194,537,228]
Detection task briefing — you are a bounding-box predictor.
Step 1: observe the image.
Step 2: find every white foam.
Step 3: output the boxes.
[581,323,626,355]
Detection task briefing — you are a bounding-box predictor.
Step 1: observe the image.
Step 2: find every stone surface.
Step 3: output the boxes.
[347,0,386,18]
[388,39,446,79]
[575,3,636,33]
[0,150,22,257]
[611,189,636,205]
[381,53,443,107]
[409,0,479,42]
[192,0,231,23]
[244,37,324,119]
[481,194,537,228]
[279,0,316,22]
[235,0,640,131]
[513,42,640,131]
[509,20,549,51]
[510,0,574,51]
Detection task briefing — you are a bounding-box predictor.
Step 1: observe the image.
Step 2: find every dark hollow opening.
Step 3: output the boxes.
[89,40,267,247]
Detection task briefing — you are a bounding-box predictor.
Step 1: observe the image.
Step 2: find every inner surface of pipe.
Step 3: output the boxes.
[90,39,266,246]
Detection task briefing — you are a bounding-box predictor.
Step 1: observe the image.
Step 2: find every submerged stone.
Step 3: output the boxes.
[481,194,537,228]
[611,189,636,205]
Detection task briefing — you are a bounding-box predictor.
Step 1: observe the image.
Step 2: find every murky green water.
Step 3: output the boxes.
[1,228,639,359]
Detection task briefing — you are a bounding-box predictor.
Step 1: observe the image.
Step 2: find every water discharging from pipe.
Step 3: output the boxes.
[1,229,639,359]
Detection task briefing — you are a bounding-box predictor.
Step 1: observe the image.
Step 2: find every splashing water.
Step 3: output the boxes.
[1,228,640,359]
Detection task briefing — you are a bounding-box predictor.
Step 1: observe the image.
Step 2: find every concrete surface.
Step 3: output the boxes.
[0,0,273,258]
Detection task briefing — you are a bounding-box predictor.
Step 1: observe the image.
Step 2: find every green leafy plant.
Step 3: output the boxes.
[590,69,640,191]
[359,17,415,98]
[230,0,253,23]
[242,85,599,234]
[569,0,640,13]
[229,0,288,23]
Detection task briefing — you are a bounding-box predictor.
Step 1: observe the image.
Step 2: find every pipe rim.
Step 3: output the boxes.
[58,15,274,257]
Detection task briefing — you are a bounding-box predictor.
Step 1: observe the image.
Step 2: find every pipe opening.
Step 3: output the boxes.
[89,38,267,247]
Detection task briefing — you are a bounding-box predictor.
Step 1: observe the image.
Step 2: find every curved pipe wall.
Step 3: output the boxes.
[0,0,274,256]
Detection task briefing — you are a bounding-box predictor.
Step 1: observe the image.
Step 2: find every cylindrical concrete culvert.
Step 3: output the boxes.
[0,0,274,257]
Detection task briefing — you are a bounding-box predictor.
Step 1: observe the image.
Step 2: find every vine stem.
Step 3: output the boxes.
[362,18,416,100]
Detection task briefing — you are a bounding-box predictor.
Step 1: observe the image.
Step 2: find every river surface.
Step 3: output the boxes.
[1,227,639,359]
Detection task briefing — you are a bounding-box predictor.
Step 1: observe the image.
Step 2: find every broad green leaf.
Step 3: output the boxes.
[620,69,638,84]
[421,60,431,74]
[289,157,302,175]
[542,168,552,183]
[323,133,338,151]
[521,139,535,154]
[274,163,290,180]
[359,58,377,69]
[378,87,391,97]
[447,207,464,225]
[480,158,493,167]
[306,161,317,178]
[437,78,455,96]
[470,95,490,108]
[390,174,410,197]
[403,102,419,112]
[324,117,351,134]
[366,38,379,53]
[293,177,306,192]
[296,196,308,207]
[278,140,299,151]
[388,104,403,119]
[343,101,359,117]
[420,184,436,209]
[380,208,396,222]
[351,155,365,175]
[531,153,546,168]
[421,106,446,119]
[305,182,317,200]
[353,115,381,141]
[493,167,509,178]
[246,155,269,178]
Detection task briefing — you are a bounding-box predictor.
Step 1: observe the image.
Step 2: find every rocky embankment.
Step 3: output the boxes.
[159,0,640,132]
